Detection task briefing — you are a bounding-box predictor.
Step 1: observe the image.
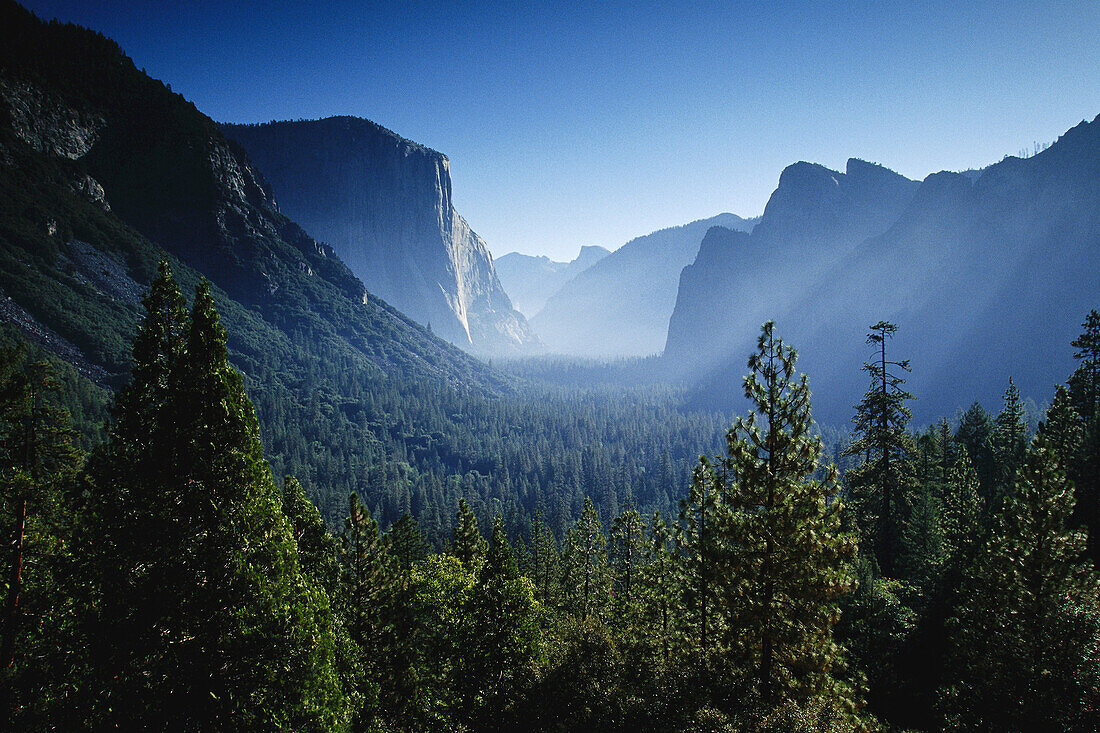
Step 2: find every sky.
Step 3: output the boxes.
[20,0,1100,261]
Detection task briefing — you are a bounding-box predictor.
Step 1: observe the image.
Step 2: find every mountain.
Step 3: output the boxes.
[220,117,536,356]
[0,2,730,537]
[530,213,758,357]
[495,245,609,318]
[667,122,1100,423]
[664,159,919,374]
[0,1,514,521]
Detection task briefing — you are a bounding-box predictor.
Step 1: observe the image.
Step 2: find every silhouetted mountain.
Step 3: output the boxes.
[531,213,757,356]
[495,245,609,318]
[667,121,1100,423]
[220,117,537,356]
[664,160,919,374]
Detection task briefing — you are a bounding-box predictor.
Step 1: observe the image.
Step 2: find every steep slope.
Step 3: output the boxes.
[0,1,512,521]
[664,160,919,373]
[495,245,610,318]
[531,213,757,357]
[220,117,536,356]
[672,120,1100,423]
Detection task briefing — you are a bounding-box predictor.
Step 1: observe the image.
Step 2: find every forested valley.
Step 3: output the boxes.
[3,265,1098,731]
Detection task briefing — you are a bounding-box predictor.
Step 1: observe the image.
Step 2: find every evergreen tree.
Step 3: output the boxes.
[955,402,997,501]
[562,496,609,620]
[641,510,679,662]
[719,321,859,709]
[451,497,486,571]
[0,352,82,727]
[1069,310,1100,563]
[940,437,1100,730]
[527,512,560,606]
[463,515,539,725]
[608,506,647,625]
[844,321,918,577]
[991,379,1029,505]
[78,273,345,730]
[678,458,722,656]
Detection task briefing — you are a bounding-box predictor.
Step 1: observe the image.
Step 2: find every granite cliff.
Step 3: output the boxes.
[666,121,1100,423]
[664,159,919,372]
[221,117,537,356]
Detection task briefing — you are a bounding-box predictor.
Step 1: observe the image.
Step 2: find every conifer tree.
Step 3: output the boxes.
[608,506,647,624]
[844,321,918,577]
[939,449,983,571]
[79,271,344,730]
[678,458,722,656]
[1069,310,1100,563]
[940,436,1100,730]
[464,515,539,724]
[527,512,560,606]
[955,402,997,501]
[562,496,609,620]
[719,321,858,708]
[451,497,486,571]
[641,510,680,662]
[991,379,1029,505]
[0,352,81,727]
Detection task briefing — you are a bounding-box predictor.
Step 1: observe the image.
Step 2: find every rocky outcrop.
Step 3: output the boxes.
[663,160,919,374]
[531,213,758,357]
[221,117,537,356]
[668,119,1100,423]
[495,245,610,318]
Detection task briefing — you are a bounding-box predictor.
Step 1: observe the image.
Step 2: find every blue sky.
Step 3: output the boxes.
[22,0,1100,261]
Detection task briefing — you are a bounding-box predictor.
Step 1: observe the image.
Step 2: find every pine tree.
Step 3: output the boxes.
[1069,310,1100,563]
[955,402,997,501]
[844,321,918,578]
[940,436,1100,729]
[78,272,344,730]
[608,506,647,625]
[991,379,1029,505]
[562,496,609,620]
[939,449,983,571]
[339,493,389,724]
[641,510,680,662]
[678,458,722,656]
[463,515,539,725]
[527,512,560,606]
[719,321,858,708]
[0,352,82,727]
[451,497,486,571]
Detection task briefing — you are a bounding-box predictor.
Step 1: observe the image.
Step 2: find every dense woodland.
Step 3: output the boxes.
[2,265,1098,731]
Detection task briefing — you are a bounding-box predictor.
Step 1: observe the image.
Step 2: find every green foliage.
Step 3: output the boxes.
[719,321,858,709]
[76,270,346,730]
[939,437,1100,730]
[451,497,486,571]
[562,496,611,621]
[844,321,918,578]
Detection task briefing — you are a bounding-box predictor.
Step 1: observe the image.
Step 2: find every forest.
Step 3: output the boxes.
[2,264,1098,731]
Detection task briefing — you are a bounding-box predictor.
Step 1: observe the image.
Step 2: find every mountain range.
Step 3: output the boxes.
[530,213,758,356]
[494,245,610,319]
[665,124,1100,423]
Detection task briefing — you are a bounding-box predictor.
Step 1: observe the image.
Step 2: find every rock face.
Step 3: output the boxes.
[666,120,1100,423]
[221,117,537,356]
[664,160,919,373]
[495,245,610,318]
[531,213,758,357]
